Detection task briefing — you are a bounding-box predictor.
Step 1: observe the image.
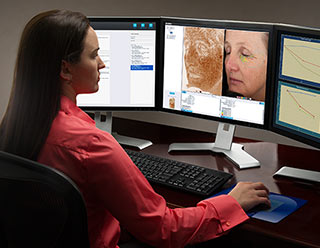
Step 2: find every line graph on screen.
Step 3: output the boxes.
[278,83,320,135]
[281,37,320,86]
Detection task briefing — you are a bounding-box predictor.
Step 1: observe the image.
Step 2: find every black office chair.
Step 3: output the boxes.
[0,151,90,248]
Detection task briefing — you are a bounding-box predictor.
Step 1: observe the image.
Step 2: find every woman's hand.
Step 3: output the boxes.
[228,182,271,212]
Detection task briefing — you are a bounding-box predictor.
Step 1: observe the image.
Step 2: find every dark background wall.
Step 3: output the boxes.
[1,0,319,148]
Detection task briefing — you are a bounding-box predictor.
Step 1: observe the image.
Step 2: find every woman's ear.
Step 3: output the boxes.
[60,60,72,81]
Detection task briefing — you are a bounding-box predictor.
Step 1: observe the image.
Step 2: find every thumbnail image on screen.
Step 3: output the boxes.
[77,20,156,108]
[274,33,320,146]
[163,22,269,126]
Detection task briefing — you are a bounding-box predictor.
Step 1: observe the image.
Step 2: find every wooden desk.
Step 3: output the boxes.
[113,117,320,248]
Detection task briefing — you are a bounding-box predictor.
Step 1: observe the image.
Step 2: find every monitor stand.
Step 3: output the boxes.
[168,122,260,169]
[273,166,320,183]
[94,111,152,150]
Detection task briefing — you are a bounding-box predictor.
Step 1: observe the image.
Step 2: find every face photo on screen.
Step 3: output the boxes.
[182,27,225,95]
[162,20,271,126]
[224,29,269,101]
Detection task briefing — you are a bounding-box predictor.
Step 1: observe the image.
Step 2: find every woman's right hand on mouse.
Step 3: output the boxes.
[228,182,271,212]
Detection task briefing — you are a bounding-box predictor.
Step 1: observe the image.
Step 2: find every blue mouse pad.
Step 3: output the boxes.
[212,186,307,223]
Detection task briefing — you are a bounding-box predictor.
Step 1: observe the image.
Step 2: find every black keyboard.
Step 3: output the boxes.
[125,149,233,196]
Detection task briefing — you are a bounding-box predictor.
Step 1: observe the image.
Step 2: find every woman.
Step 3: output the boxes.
[0,10,270,248]
[224,29,269,101]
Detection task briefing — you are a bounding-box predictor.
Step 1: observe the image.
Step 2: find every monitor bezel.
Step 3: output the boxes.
[270,24,320,149]
[159,16,275,130]
[79,16,161,111]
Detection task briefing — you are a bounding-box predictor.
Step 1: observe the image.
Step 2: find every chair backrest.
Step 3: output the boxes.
[0,151,90,248]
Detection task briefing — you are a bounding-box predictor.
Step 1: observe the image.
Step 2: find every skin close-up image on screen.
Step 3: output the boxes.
[182,27,225,95]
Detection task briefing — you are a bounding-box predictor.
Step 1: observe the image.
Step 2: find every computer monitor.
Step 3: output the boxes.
[271,24,320,182]
[160,17,274,169]
[77,17,160,149]
[271,24,320,150]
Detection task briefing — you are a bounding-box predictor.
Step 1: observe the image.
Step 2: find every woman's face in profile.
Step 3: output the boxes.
[67,27,105,95]
[224,30,268,101]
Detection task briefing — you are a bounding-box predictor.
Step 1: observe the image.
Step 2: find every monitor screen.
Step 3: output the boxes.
[161,18,273,128]
[77,17,159,110]
[271,24,320,148]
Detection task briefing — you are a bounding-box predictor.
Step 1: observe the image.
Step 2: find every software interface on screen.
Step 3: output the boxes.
[162,22,270,126]
[274,31,320,146]
[77,20,157,108]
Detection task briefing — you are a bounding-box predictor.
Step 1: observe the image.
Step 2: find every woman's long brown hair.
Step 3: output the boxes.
[0,10,90,160]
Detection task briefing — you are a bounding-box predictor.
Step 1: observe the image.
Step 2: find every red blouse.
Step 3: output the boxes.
[38,96,248,248]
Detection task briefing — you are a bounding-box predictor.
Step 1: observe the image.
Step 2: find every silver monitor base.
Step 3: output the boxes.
[112,132,152,150]
[94,111,152,150]
[273,166,320,183]
[168,142,259,169]
[168,123,260,170]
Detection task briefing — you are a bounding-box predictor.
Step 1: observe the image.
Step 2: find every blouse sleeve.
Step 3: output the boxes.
[85,132,248,247]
